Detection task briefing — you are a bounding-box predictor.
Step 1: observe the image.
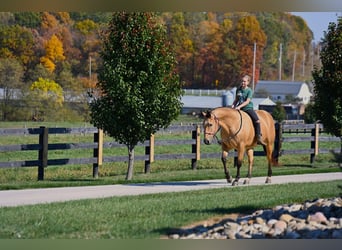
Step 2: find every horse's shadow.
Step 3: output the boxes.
[127,181,220,187]
[153,205,258,237]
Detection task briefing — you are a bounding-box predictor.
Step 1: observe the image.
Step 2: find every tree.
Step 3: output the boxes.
[303,102,316,124]
[272,101,286,122]
[312,16,342,162]
[0,58,24,120]
[0,25,35,67]
[90,12,183,180]
[232,15,266,82]
[196,12,223,87]
[166,12,194,87]
[40,34,66,73]
[13,12,41,28]
[28,77,64,121]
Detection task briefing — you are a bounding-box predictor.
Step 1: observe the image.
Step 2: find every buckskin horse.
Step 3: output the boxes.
[202,107,275,186]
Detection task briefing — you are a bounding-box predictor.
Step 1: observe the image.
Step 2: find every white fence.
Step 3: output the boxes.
[183,89,227,96]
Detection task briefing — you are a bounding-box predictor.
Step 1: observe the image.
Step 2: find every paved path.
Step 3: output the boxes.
[0,172,341,207]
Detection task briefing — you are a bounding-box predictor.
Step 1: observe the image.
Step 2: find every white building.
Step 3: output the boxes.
[255,80,313,105]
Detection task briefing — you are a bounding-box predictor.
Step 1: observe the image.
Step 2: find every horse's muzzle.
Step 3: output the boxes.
[203,138,211,145]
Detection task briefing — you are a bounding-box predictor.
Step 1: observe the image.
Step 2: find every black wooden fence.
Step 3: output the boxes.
[0,123,340,180]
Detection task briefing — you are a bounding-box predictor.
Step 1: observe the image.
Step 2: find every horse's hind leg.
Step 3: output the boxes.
[221,151,232,183]
[265,144,273,184]
[243,149,254,185]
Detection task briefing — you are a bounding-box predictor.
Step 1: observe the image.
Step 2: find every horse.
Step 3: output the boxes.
[202,107,275,186]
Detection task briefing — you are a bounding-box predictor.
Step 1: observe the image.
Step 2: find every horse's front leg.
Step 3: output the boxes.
[243,149,254,185]
[221,150,232,183]
[232,149,245,186]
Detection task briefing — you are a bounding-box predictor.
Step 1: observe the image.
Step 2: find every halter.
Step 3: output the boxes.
[203,113,221,143]
[204,109,243,144]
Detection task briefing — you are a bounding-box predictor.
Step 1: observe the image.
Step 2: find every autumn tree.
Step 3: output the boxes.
[28,77,64,121]
[0,25,35,68]
[312,16,342,163]
[167,12,194,87]
[40,12,59,35]
[194,12,223,87]
[90,12,183,180]
[40,34,66,72]
[232,14,266,84]
[256,12,291,80]
[218,13,238,87]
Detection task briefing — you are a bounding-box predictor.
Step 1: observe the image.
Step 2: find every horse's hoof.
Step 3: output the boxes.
[232,180,239,186]
[243,179,250,185]
[226,177,232,183]
[265,177,271,184]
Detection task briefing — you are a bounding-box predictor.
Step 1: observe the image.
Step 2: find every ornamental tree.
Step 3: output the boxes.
[29,77,64,121]
[90,12,183,180]
[312,16,342,163]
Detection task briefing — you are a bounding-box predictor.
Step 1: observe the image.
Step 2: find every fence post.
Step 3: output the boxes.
[191,125,201,170]
[273,122,282,166]
[93,129,103,178]
[310,123,320,164]
[38,126,48,181]
[145,134,154,173]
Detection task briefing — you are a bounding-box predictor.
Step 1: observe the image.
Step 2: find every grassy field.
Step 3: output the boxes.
[0,118,341,239]
[0,180,340,239]
[0,117,341,190]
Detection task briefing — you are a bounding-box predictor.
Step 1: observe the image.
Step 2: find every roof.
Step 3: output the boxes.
[252,97,276,109]
[255,80,309,96]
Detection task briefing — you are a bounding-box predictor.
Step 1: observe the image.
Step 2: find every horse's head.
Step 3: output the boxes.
[202,110,220,145]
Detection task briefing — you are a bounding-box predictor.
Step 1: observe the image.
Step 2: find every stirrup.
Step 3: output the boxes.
[257,135,266,145]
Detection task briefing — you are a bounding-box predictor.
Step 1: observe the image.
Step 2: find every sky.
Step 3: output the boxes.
[291,12,341,43]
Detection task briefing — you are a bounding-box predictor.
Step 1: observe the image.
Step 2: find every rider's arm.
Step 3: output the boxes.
[235,98,251,110]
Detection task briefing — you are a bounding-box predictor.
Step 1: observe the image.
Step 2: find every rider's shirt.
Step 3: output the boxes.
[236,87,254,111]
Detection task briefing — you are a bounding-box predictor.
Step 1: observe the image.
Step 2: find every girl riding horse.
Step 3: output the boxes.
[232,75,265,145]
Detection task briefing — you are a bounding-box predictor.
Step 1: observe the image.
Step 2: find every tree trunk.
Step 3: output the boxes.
[125,145,135,180]
[339,138,342,168]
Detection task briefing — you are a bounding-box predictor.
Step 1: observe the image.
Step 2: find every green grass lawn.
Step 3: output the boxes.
[0,180,340,239]
[0,119,341,239]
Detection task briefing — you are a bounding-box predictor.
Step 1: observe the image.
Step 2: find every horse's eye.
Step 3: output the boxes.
[209,124,213,127]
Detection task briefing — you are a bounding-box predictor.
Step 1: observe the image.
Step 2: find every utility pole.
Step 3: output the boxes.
[292,50,297,81]
[302,50,306,77]
[89,55,92,80]
[278,43,282,80]
[252,42,256,91]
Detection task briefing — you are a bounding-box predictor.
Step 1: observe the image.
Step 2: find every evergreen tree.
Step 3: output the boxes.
[90,12,183,180]
[272,101,286,122]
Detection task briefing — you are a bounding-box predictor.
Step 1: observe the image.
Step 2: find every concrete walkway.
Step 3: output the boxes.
[0,172,341,207]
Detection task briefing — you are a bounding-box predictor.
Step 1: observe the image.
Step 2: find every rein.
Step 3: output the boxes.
[207,109,243,144]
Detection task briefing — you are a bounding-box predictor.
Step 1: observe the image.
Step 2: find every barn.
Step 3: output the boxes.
[255,80,313,105]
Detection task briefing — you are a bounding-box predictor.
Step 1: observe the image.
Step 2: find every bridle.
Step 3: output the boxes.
[204,109,243,144]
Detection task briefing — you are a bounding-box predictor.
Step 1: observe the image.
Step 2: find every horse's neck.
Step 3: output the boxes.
[215,108,238,132]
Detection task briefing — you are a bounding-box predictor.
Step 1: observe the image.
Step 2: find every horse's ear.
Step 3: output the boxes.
[203,110,212,118]
[201,111,206,118]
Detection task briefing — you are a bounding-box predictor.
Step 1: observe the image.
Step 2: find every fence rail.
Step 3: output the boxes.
[0,123,340,180]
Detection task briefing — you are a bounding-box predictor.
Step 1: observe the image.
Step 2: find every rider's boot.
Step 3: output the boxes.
[255,122,266,145]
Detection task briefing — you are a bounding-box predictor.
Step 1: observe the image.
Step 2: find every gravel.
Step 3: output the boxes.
[168,197,342,239]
